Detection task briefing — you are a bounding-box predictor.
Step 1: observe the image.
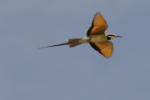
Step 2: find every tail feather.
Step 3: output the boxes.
[68,38,82,47]
[39,42,69,49]
[39,37,89,49]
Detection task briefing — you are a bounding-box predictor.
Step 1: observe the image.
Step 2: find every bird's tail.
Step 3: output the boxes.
[39,42,69,49]
[68,38,83,47]
[39,37,89,49]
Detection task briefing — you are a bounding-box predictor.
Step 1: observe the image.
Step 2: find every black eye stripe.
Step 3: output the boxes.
[107,36,111,40]
[107,34,115,37]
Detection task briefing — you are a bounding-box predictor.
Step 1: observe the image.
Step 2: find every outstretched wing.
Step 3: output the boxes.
[87,12,108,36]
[90,41,113,58]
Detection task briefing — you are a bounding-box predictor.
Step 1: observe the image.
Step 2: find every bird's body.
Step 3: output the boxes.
[40,11,121,58]
[90,34,107,43]
[70,34,108,47]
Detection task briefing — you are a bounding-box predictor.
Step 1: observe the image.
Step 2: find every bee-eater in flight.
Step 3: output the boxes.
[41,11,121,58]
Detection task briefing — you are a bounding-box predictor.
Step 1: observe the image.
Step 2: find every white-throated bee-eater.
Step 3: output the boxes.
[41,11,121,58]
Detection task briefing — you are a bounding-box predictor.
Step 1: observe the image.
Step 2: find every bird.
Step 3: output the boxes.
[40,11,121,58]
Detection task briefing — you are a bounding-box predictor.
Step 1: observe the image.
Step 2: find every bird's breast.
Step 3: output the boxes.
[90,35,107,43]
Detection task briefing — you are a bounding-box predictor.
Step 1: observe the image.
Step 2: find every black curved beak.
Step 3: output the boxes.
[116,35,122,38]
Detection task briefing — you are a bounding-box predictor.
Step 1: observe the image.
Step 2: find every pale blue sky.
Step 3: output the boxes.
[0,0,150,100]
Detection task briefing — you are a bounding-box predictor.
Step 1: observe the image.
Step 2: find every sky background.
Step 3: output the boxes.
[0,0,150,100]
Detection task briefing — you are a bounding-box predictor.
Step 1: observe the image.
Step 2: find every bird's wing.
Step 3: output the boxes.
[87,12,108,36]
[90,41,113,58]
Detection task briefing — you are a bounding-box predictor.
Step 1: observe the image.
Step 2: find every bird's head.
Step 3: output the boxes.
[105,31,122,41]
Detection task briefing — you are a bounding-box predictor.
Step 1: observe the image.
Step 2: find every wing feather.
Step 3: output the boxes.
[90,41,113,58]
[87,12,108,36]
